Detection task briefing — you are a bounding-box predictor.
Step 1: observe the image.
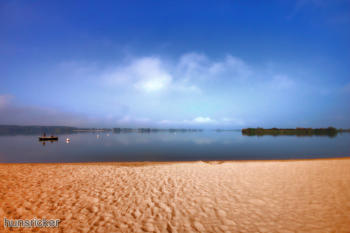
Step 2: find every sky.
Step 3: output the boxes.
[0,0,350,128]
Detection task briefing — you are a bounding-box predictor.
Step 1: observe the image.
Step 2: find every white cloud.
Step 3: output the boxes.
[10,52,299,128]
[220,55,252,78]
[105,57,172,92]
[167,116,216,124]
[159,116,245,126]
[103,52,254,94]
[192,116,216,124]
[177,53,252,81]
[178,53,209,80]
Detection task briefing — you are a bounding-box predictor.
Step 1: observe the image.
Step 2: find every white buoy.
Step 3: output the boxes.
[66,138,70,144]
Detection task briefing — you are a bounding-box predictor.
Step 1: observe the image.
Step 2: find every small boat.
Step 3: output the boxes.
[38,136,58,141]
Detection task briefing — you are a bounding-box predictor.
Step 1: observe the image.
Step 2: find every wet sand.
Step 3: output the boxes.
[1,158,350,232]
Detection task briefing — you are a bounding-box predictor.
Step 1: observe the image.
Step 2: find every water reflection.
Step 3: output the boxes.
[0,131,349,163]
[193,138,216,145]
[40,140,58,146]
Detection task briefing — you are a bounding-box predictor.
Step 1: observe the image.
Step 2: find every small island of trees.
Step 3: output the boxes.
[242,127,339,137]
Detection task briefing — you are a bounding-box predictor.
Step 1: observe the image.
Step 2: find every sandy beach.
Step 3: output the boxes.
[1,159,350,233]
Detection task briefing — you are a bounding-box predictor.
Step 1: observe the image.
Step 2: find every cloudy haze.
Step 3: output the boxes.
[1,0,349,128]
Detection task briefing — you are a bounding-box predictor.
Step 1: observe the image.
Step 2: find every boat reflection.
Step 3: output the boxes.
[40,140,58,146]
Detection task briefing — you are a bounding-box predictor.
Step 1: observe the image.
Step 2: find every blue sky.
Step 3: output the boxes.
[0,0,349,128]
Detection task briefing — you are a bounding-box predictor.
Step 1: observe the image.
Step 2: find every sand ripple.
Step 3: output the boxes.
[1,159,350,232]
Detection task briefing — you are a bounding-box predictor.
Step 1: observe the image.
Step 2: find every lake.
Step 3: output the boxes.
[0,131,349,163]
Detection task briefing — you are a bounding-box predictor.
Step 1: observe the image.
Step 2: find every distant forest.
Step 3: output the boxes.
[0,125,203,135]
[0,125,77,135]
[241,127,346,137]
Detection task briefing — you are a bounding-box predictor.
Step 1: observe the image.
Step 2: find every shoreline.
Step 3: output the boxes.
[1,156,350,165]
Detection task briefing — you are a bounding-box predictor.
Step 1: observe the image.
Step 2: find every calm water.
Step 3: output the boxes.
[0,131,349,163]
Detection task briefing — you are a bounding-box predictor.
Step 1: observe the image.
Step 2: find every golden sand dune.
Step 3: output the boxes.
[1,159,350,232]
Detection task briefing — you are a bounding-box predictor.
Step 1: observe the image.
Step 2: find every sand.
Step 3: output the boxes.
[0,159,350,233]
